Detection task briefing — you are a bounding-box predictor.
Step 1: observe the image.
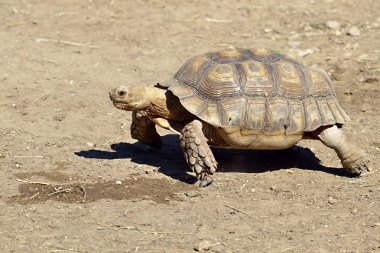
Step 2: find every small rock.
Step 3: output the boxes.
[2,74,9,81]
[115,180,122,185]
[360,103,372,112]
[264,28,272,33]
[344,90,353,95]
[0,153,4,158]
[364,77,378,83]
[53,114,65,121]
[296,48,314,58]
[303,25,313,32]
[347,26,360,36]
[357,54,370,62]
[86,142,96,148]
[185,190,199,198]
[373,223,380,227]
[326,20,340,29]
[269,186,277,191]
[328,197,338,204]
[194,240,212,251]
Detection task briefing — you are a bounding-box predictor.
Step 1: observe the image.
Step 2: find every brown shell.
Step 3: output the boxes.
[162,47,349,134]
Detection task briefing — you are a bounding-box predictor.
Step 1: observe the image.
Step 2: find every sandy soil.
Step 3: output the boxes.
[0,0,379,252]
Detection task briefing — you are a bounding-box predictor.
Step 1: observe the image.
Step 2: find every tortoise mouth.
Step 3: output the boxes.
[112,102,130,110]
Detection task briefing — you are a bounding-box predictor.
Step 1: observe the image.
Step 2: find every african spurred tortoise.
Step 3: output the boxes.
[109,47,369,186]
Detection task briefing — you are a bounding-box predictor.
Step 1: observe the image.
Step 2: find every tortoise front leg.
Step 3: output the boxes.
[131,111,163,149]
[313,125,369,175]
[180,120,217,187]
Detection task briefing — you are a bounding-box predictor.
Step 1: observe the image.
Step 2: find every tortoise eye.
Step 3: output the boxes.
[118,90,126,96]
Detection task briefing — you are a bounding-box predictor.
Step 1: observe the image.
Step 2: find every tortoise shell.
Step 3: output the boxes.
[164,47,349,135]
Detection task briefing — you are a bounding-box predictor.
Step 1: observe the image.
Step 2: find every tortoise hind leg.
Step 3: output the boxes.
[180,120,217,187]
[131,111,163,149]
[312,125,369,175]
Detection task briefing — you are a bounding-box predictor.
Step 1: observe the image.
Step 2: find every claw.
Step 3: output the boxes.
[195,177,213,187]
[342,157,370,176]
[195,173,213,187]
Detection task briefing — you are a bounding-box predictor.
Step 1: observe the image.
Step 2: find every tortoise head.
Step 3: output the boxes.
[109,86,150,111]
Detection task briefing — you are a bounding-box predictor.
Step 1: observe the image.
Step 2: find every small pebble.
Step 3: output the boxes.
[296,48,313,58]
[2,74,9,81]
[194,240,212,251]
[303,25,313,32]
[328,197,338,204]
[115,180,122,185]
[360,103,372,112]
[326,20,340,29]
[185,190,199,198]
[344,90,353,95]
[347,26,360,36]
[86,142,96,148]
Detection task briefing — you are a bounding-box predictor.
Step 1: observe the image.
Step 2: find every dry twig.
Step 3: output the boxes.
[205,18,232,23]
[217,239,235,252]
[35,38,98,49]
[6,22,26,28]
[238,180,248,192]
[13,155,50,159]
[32,94,49,104]
[360,183,380,187]
[97,225,146,234]
[78,185,87,199]
[16,178,51,185]
[280,245,301,252]
[29,192,40,200]
[225,204,253,218]
[150,231,194,235]
[48,187,72,197]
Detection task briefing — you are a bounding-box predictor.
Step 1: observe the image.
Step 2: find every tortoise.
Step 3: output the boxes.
[109,47,369,186]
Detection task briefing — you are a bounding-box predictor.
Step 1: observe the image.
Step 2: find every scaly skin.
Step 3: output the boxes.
[131,111,162,149]
[180,120,217,187]
[313,125,369,175]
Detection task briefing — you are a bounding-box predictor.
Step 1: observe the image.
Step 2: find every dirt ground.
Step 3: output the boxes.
[0,0,379,252]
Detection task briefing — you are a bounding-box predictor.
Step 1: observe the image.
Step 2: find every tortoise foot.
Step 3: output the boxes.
[342,154,370,176]
[131,111,163,149]
[180,120,217,187]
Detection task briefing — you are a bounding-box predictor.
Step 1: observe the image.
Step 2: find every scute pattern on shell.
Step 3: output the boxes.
[164,47,350,134]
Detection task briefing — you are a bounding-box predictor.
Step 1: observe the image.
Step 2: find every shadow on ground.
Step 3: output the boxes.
[75,134,353,184]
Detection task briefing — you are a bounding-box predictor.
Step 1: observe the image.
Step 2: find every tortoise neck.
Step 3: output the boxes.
[145,87,192,121]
